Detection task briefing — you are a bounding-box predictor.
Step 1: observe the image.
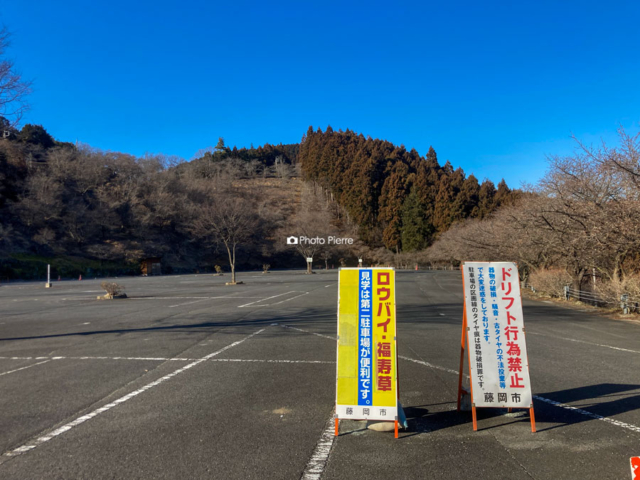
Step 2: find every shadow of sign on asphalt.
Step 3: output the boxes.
[0,307,337,342]
[534,383,640,432]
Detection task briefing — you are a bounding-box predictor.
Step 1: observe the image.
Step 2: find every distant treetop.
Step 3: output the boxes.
[299,126,518,250]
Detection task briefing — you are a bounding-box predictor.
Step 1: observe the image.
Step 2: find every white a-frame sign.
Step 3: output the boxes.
[457,261,536,432]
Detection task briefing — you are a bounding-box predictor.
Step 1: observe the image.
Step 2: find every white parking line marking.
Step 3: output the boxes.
[269,292,309,306]
[210,359,334,364]
[398,360,640,434]
[282,323,640,435]
[0,355,333,365]
[527,332,640,354]
[399,355,460,375]
[0,356,197,362]
[139,296,220,299]
[533,395,640,433]
[57,296,264,302]
[2,328,266,460]
[282,325,341,480]
[568,322,627,339]
[301,414,337,480]
[168,298,209,308]
[238,292,298,308]
[279,324,335,340]
[0,360,51,377]
[59,297,101,301]
[400,357,640,433]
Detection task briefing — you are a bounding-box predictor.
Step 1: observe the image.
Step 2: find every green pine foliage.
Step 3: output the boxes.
[18,124,55,149]
[299,127,518,251]
[401,186,431,252]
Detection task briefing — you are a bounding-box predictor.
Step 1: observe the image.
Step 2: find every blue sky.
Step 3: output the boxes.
[2,0,639,187]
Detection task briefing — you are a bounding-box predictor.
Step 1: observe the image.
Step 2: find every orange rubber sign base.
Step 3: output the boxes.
[631,457,640,480]
[334,418,399,439]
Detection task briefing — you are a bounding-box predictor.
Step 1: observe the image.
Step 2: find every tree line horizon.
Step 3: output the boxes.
[2,118,639,304]
[0,120,515,278]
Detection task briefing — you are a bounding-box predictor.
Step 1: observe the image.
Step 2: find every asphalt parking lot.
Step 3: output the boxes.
[0,270,639,479]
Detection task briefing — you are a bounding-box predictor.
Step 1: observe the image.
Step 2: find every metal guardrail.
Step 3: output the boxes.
[563,287,613,307]
[563,286,640,313]
[522,282,639,314]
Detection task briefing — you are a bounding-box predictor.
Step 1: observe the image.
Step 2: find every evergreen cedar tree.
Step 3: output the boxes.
[299,126,518,251]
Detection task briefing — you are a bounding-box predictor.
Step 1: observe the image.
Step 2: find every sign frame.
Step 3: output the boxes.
[456,262,536,433]
[335,266,400,438]
[631,456,640,480]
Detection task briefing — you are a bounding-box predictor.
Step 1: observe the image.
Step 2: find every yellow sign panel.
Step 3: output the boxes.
[336,268,398,421]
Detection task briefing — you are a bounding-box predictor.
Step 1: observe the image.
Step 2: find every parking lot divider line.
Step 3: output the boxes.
[1,327,267,460]
[0,360,51,377]
[280,323,640,435]
[301,413,338,480]
[238,292,298,308]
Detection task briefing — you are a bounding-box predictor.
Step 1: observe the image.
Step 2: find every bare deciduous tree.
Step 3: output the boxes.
[274,155,293,179]
[0,28,32,126]
[191,195,259,284]
[427,128,640,292]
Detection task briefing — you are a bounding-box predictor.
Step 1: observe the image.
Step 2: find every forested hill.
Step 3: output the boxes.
[0,122,301,279]
[1,120,518,279]
[299,126,519,251]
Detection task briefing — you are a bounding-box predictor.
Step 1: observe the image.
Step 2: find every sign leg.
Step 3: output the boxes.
[457,304,467,411]
[457,341,465,410]
[394,419,398,439]
[529,407,536,433]
[335,418,339,436]
[472,406,478,431]
[457,350,465,410]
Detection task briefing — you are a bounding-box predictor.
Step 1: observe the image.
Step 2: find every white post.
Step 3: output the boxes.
[45,264,52,288]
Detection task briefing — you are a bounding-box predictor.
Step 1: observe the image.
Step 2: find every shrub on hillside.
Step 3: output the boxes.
[595,274,640,303]
[529,269,571,297]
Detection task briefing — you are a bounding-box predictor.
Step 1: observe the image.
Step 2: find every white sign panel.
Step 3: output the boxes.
[462,261,532,408]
